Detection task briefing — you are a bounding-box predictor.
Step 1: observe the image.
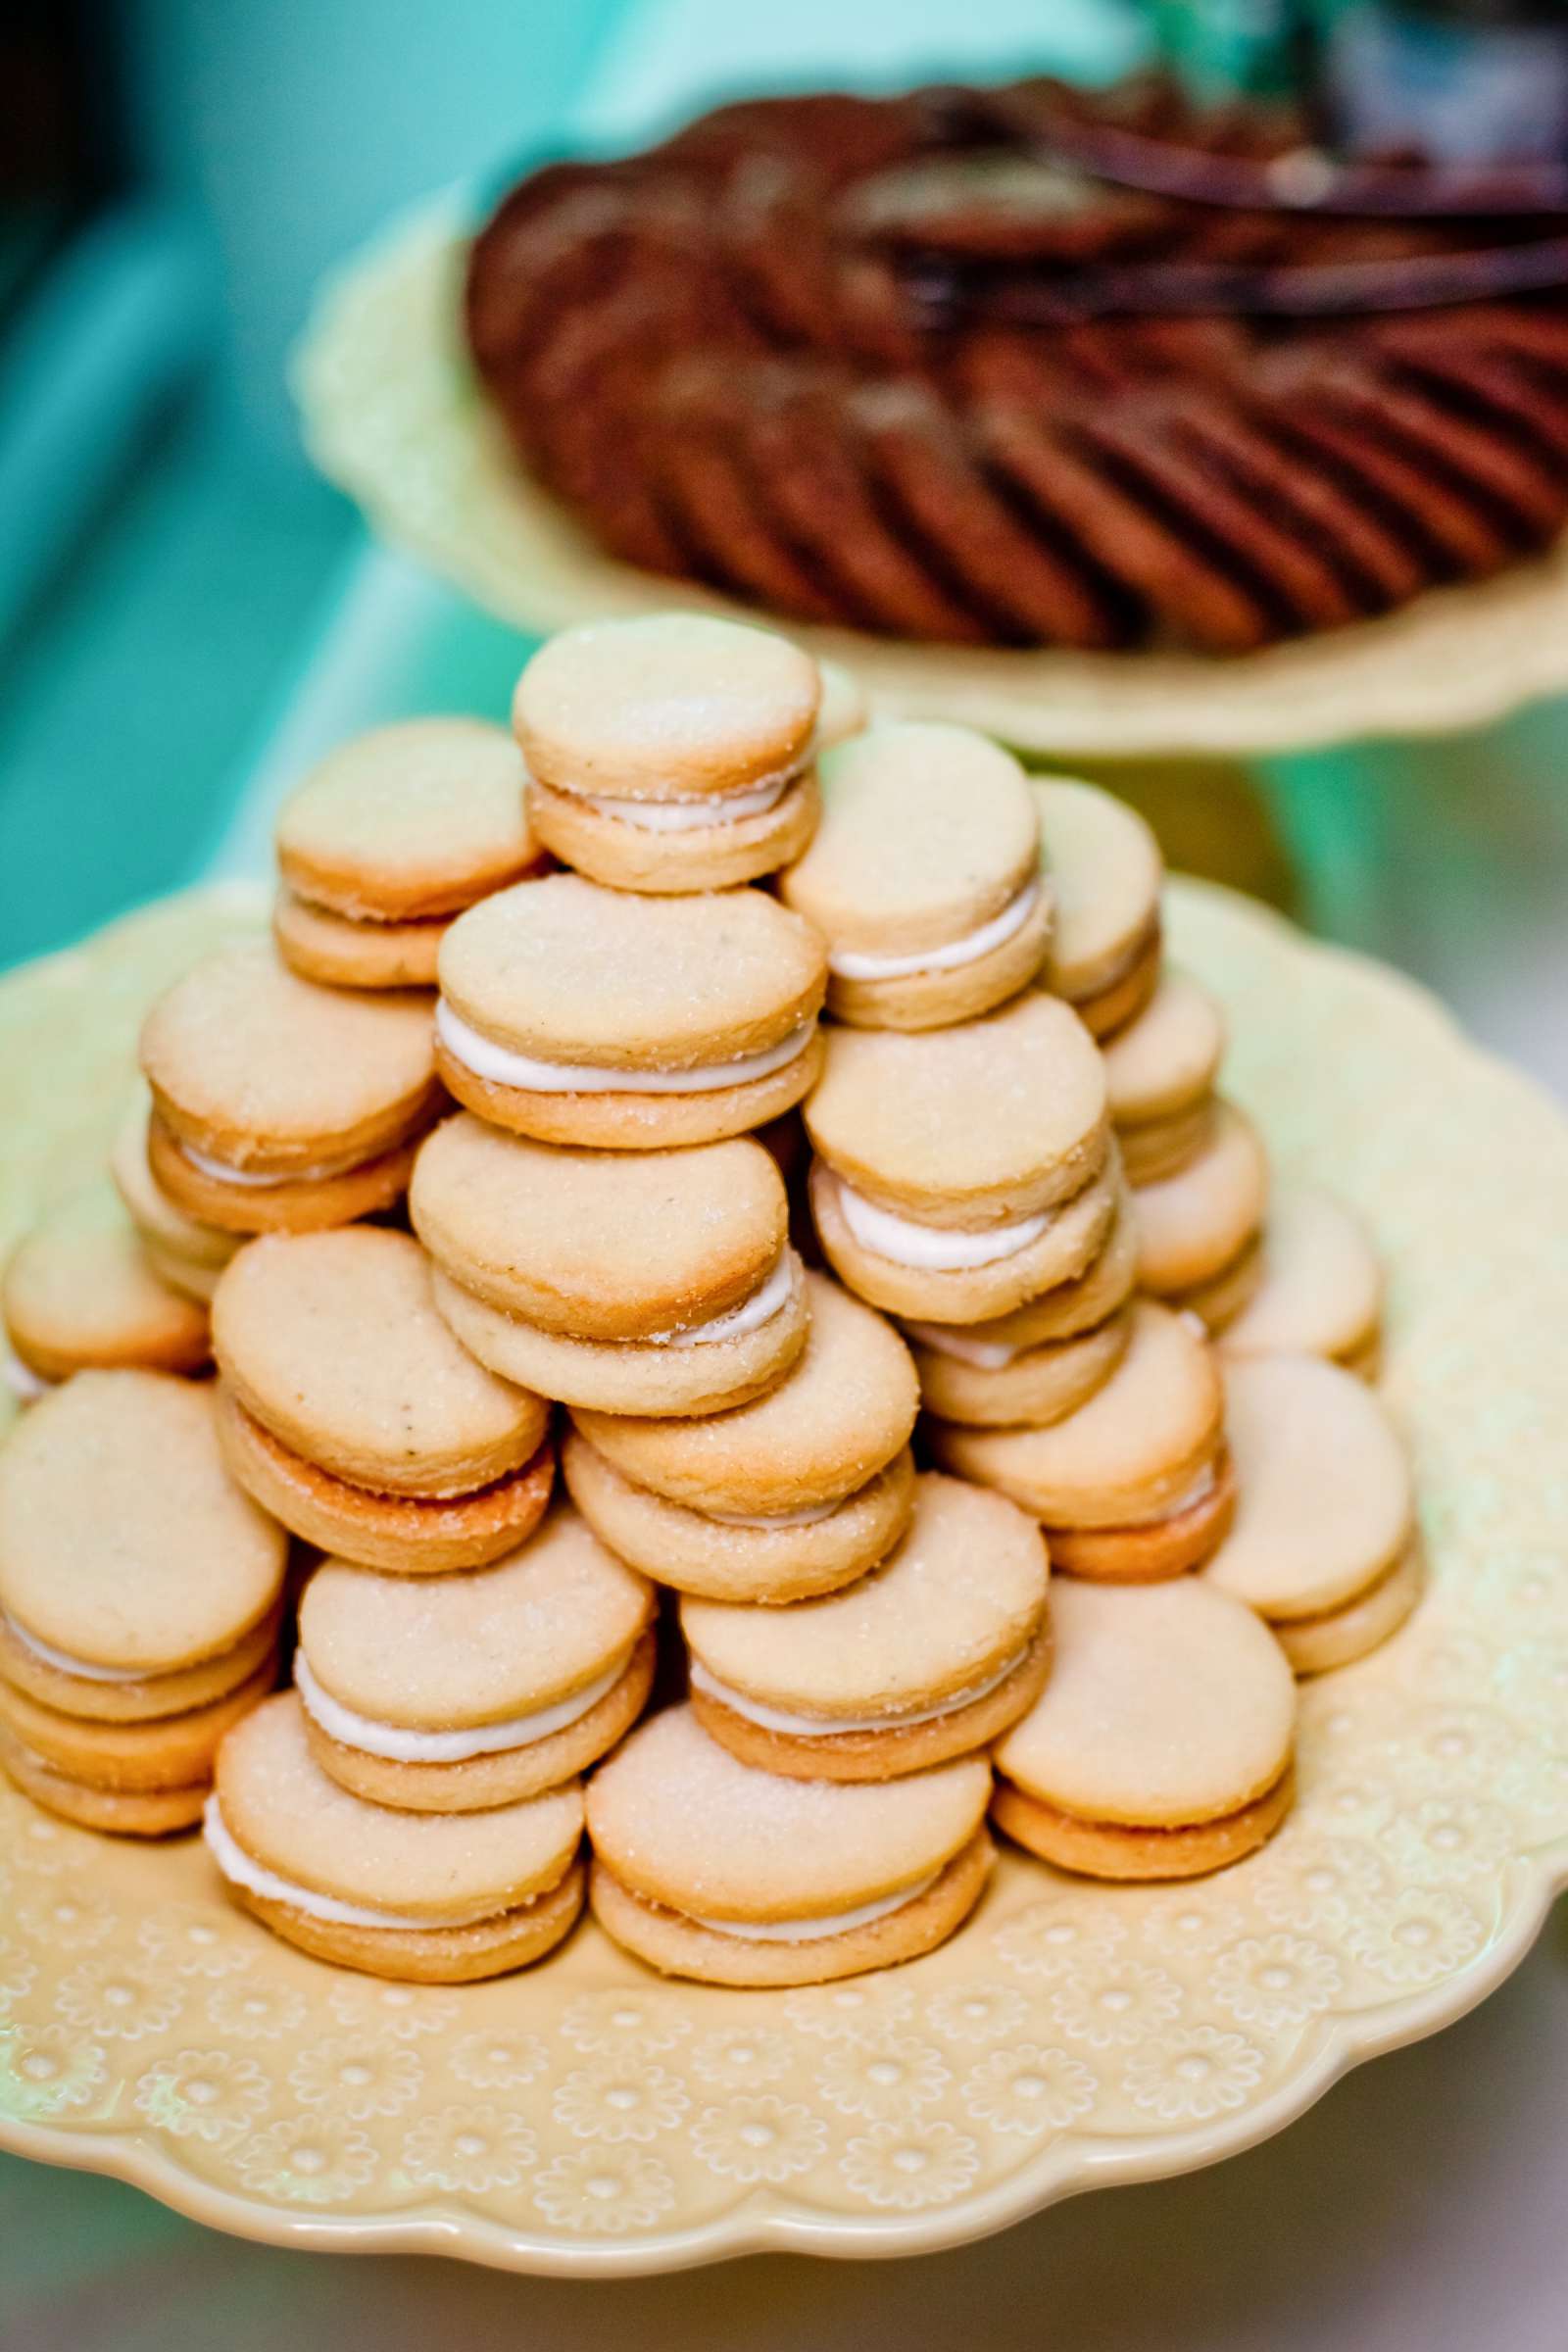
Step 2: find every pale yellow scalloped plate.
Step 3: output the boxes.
[292,202,1568,759]
[3,875,1568,2275]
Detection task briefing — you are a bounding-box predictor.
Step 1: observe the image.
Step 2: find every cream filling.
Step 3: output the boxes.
[436,1000,812,1098]
[573,772,795,833]
[294,1646,630,1763]
[687,1870,941,1944]
[3,1612,154,1684]
[689,1648,1027,1738]
[903,1320,1021,1371]
[203,1796,514,1931]
[829,882,1040,982]
[834,1177,1050,1271]
[3,1351,53,1403]
[177,1140,368,1190]
[704,1498,843,1530]
[1120,1458,1219,1530]
[650,1252,795,1349]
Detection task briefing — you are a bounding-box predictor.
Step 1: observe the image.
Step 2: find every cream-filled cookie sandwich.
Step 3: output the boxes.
[778,722,1051,1029]
[295,1505,655,1809]
[412,1113,807,1416]
[1102,969,1226,1185]
[1032,777,1163,1039]
[435,873,826,1148]
[213,1227,552,1573]
[273,717,547,988]
[1206,1354,1419,1673]
[139,944,441,1231]
[1132,1100,1269,1329]
[111,1087,238,1301]
[514,613,821,894]
[930,1300,1234,1580]
[3,1186,209,1398]
[993,1579,1296,1880]
[564,1272,918,1602]
[1220,1186,1385,1379]
[206,1693,584,1981]
[0,1373,285,1834]
[684,1473,1050,1780]
[586,1705,993,1986]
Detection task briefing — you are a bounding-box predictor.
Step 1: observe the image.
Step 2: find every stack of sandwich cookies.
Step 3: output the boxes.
[111,1089,237,1300]
[0,1373,285,1834]
[993,1579,1296,1880]
[273,717,547,989]
[1221,1186,1385,1378]
[412,1115,807,1416]
[931,1301,1233,1580]
[1032,778,1163,1040]
[564,1272,918,1602]
[294,1505,655,1808]
[1206,1355,1419,1673]
[1131,1100,1269,1331]
[140,944,441,1231]
[683,1473,1050,1780]
[205,1693,584,1981]
[586,1705,994,1986]
[778,723,1052,1030]
[1102,970,1226,1187]
[3,1187,209,1401]
[212,1227,552,1573]
[514,613,821,895]
[434,873,826,1149]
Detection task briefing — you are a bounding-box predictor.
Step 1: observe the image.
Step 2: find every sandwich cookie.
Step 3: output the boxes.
[412,1114,807,1416]
[435,874,827,1148]
[778,722,1051,1029]
[993,1579,1296,1881]
[1032,777,1163,1039]
[274,717,546,988]
[206,1693,584,1981]
[295,1506,655,1809]
[1132,1101,1269,1326]
[1206,1354,1419,1674]
[212,1227,552,1574]
[111,1088,237,1300]
[564,1272,918,1602]
[3,1187,209,1395]
[140,944,441,1231]
[1220,1186,1385,1379]
[586,1705,994,1986]
[514,613,820,894]
[805,992,1110,1323]
[684,1472,1050,1780]
[1102,969,1226,1185]
[0,1373,285,1834]
[930,1300,1233,1580]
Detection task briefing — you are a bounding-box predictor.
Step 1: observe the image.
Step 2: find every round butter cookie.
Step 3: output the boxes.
[1032,777,1163,1036]
[412,1113,806,1415]
[1133,1099,1269,1306]
[930,1300,1232,1579]
[993,1578,1296,1880]
[1104,969,1226,1183]
[206,1692,584,1980]
[212,1227,551,1573]
[515,613,820,893]
[274,717,545,987]
[435,873,826,1147]
[778,722,1050,1028]
[586,1704,993,1985]
[684,1472,1050,1780]
[905,1299,1134,1429]
[3,1186,209,1389]
[140,944,440,1230]
[111,1088,237,1300]
[296,1505,655,1809]
[1220,1186,1385,1376]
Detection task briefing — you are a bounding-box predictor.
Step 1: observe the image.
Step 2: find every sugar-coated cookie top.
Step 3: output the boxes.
[411,1113,786,1342]
[213,1227,547,1497]
[1033,778,1162,999]
[780,722,1038,956]
[217,1692,583,1919]
[586,1704,990,1922]
[300,1505,653,1729]
[1102,970,1225,1126]
[1207,1354,1412,1618]
[573,1272,918,1514]
[0,1371,285,1672]
[438,873,827,1067]
[806,992,1107,1215]
[682,1473,1047,1717]
[1222,1186,1383,1363]
[3,1187,208,1379]
[140,944,436,1160]
[276,718,539,920]
[514,614,820,803]
[996,1578,1295,1827]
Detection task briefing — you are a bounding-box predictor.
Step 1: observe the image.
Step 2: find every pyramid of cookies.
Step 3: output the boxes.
[0,610,1421,1992]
